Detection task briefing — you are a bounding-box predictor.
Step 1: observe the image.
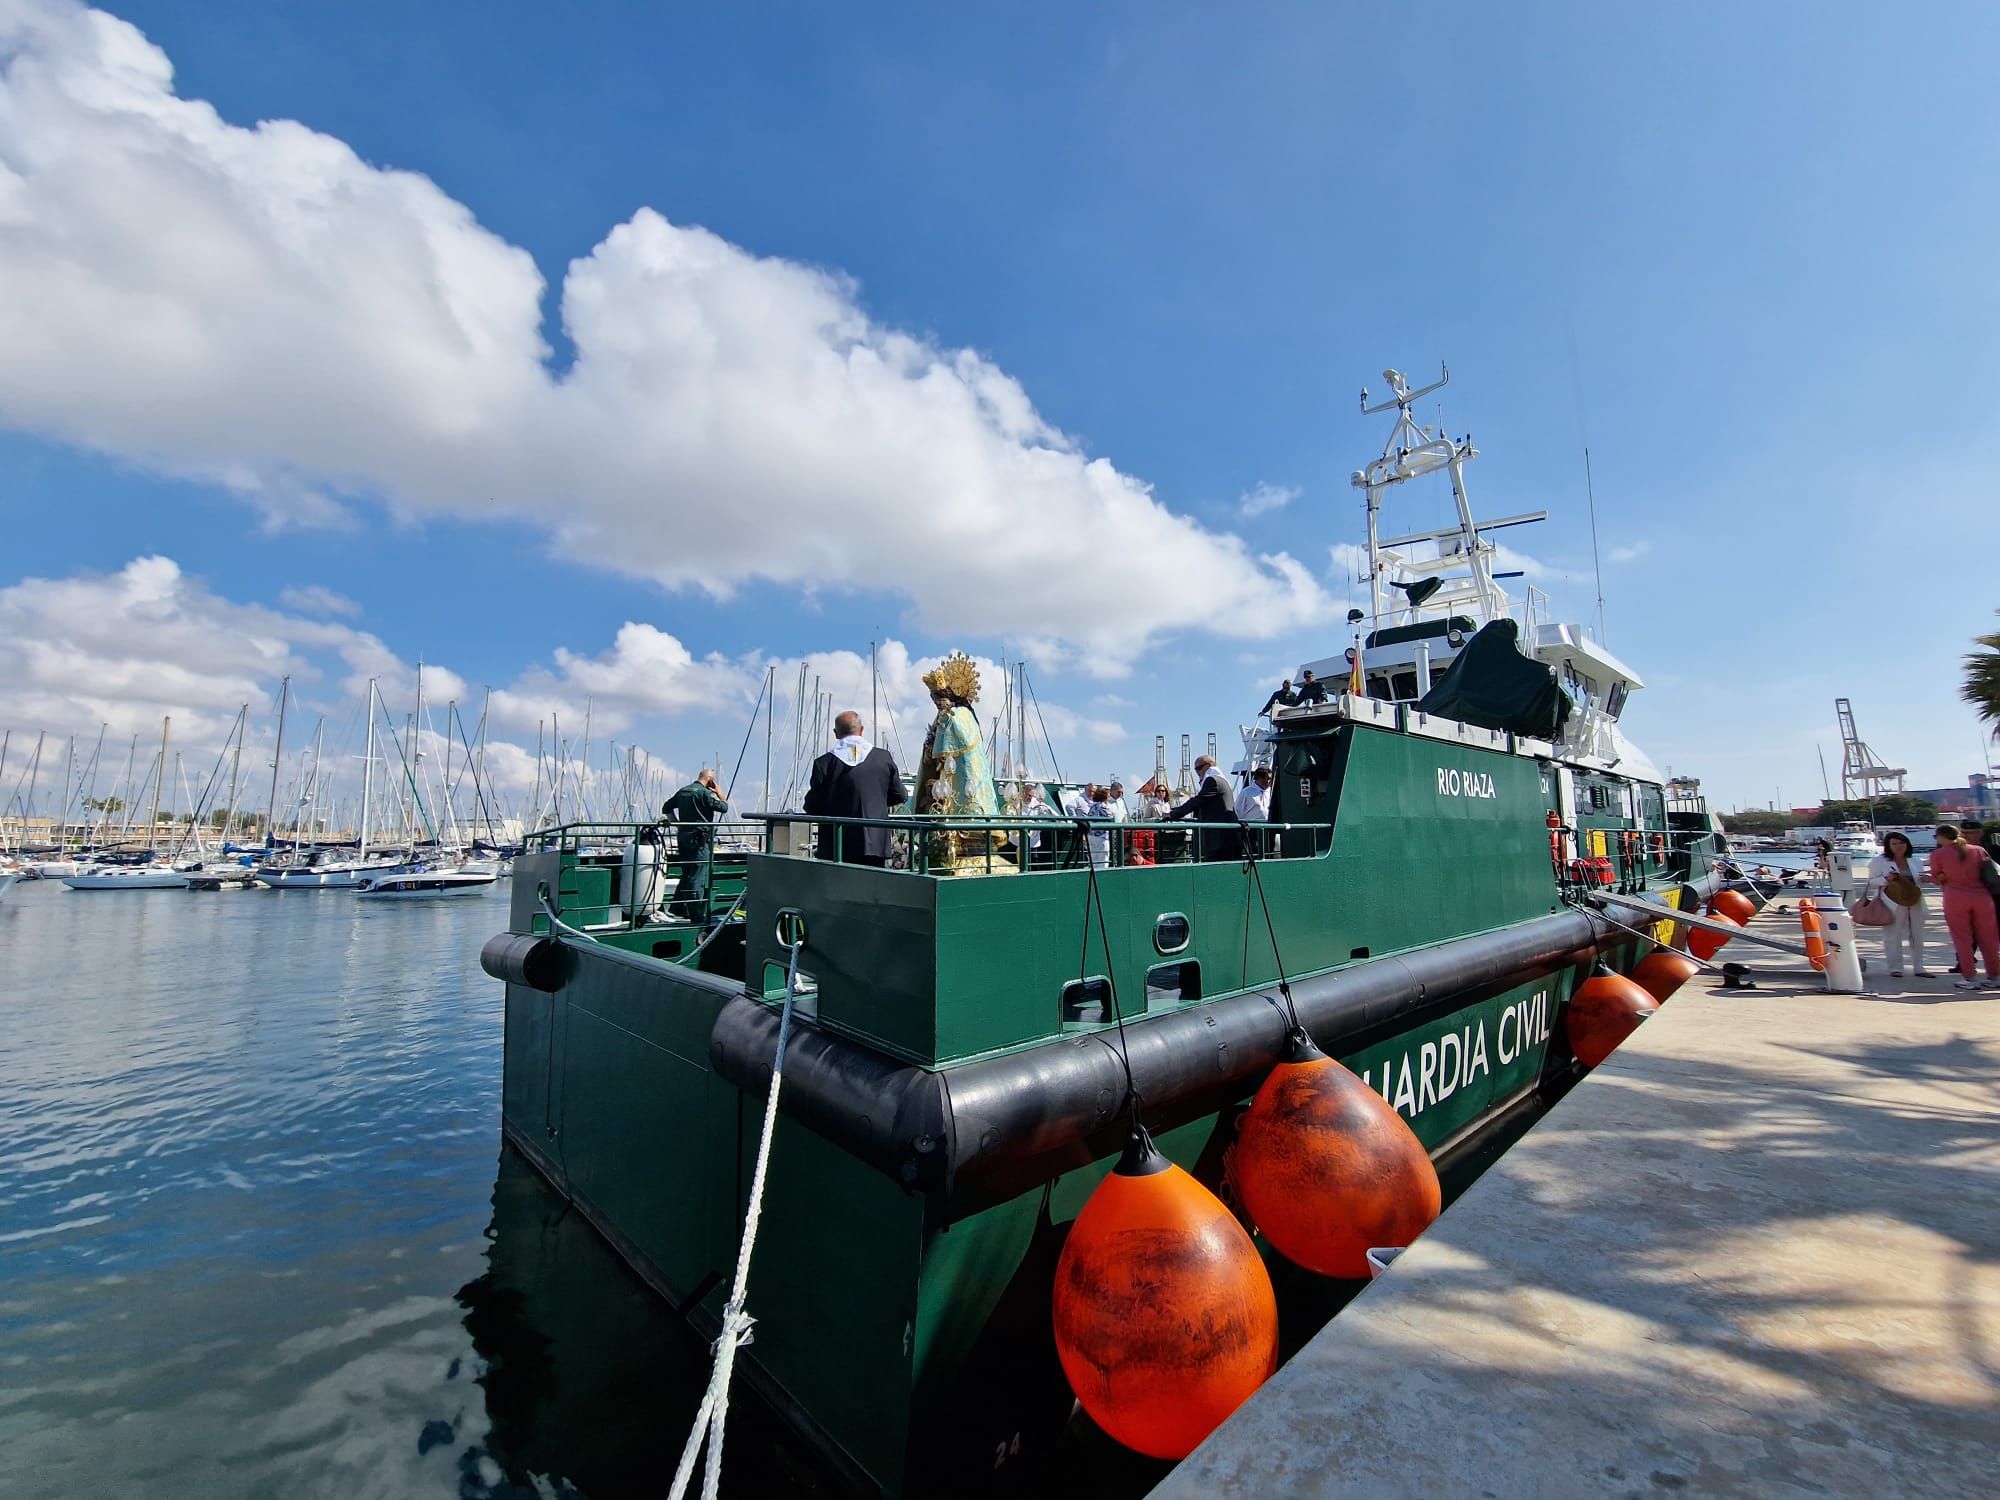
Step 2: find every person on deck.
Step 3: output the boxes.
[1864,831,1931,979]
[1083,784,1116,869]
[803,712,907,866]
[1259,679,1299,717]
[1295,669,1329,707]
[1007,780,1055,869]
[1165,755,1242,862]
[1235,764,1274,857]
[1928,824,2000,990]
[663,770,728,918]
[1107,779,1129,822]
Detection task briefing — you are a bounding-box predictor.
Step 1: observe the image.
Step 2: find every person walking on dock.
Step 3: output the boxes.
[663,770,729,918]
[1865,832,1931,978]
[804,713,907,866]
[1928,825,2000,989]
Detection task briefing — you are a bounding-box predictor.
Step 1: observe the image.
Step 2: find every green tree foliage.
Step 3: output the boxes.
[82,795,125,814]
[1812,795,1939,827]
[1965,611,2000,737]
[1721,809,1796,835]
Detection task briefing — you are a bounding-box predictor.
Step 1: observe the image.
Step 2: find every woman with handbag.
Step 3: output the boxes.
[1928,825,2000,991]
[1863,832,1931,979]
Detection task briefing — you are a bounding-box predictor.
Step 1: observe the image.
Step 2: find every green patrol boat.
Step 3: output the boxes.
[483,367,1727,1495]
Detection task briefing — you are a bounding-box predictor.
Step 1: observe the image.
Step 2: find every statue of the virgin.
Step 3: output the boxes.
[915,653,1011,872]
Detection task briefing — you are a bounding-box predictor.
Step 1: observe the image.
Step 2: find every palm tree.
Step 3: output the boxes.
[1965,611,2000,737]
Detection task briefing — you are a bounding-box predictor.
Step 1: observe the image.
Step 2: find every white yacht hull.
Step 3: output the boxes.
[62,868,189,890]
[356,871,498,899]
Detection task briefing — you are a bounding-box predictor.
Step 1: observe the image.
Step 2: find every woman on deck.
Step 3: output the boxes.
[1864,832,1931,979]
[1928,825,2000,990]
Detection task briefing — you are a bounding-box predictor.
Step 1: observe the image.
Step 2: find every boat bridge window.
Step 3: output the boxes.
[1605,681,1629,720]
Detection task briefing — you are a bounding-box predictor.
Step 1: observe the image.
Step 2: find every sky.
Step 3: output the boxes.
[2,0,1997,829]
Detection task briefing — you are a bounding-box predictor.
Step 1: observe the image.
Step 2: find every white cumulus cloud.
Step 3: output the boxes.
[0,1,1333,665]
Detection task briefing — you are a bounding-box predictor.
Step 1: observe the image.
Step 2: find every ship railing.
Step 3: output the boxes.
[1549,821,1708,897]
[525,820,774,858]
[746,812,1330,876]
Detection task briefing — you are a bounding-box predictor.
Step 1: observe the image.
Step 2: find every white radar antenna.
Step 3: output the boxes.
[1352,365,1546,633]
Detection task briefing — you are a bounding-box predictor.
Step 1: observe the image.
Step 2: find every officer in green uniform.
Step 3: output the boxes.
[663,770,729,919]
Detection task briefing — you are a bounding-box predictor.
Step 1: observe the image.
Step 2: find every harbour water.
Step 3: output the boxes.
[0,878,824,1499]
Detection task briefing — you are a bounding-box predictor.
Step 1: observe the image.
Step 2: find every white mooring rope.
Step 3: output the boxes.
[667,932,803,1500]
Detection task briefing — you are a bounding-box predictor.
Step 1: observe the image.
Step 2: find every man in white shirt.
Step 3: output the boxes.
[1107,779,1130,822]
[1015,781,1056,865]
[1234,766,1273,822]
[1235,765,1274,855]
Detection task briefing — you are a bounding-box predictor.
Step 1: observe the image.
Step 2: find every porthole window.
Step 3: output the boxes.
[775,909,807,950]
[1154,913,1191,955]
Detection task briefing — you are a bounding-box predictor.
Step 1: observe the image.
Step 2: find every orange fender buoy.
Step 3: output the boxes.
[1800,899,1828,972]
[1632,950,1701,1004]
[1709,889,1756,926]
[1053,1126,1278,1460]
[1232,1034,1442,1280]
[1688,912,1739,962]
[1566,968,1660,1068]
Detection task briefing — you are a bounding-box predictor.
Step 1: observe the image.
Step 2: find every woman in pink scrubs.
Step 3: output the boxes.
[1929,825,2000,990]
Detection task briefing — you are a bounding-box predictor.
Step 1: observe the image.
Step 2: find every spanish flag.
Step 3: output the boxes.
[1348,636,1364,698]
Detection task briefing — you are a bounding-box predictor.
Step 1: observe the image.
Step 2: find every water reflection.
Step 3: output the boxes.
[455,1148,830,1498]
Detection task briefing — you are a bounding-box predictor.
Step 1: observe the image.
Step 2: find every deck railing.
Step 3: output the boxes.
[747,812,1329,876]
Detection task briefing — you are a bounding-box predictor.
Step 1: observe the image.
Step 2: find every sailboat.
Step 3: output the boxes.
[64,718,187,889]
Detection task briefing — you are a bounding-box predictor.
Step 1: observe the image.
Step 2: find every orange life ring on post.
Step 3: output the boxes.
[1546,811,1564,870]
[1800,899,1828,972]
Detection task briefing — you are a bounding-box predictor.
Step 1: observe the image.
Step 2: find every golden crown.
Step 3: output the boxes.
[920,652,981,702]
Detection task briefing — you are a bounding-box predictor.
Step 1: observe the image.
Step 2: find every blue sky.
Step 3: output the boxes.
[2,0,1996,824]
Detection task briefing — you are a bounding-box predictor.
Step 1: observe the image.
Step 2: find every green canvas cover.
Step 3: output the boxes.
[1414,619,1573,739]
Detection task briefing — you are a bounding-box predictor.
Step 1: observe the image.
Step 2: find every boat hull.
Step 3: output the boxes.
[356,872,498,899]
[491,715,1724,1494]
[61,869,189,890]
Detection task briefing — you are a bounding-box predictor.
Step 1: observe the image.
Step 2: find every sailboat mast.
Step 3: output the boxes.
[219,706,247,848]
[146,716,170,853]
[110,733,137,843]
[763,664,776,813]
[23,731,45,845]
[77,724,108,851]
[476,687,491,844]
[359,680,377,863]
[265,676,290,847]
[56,734,75,849]
[297,717,325,854]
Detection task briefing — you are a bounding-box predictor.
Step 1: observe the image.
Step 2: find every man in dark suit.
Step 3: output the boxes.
[1164,755,1242,862]
[803,711,908,866]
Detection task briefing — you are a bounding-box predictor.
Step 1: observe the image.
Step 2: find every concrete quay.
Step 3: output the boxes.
[1157,902,2000,1498]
